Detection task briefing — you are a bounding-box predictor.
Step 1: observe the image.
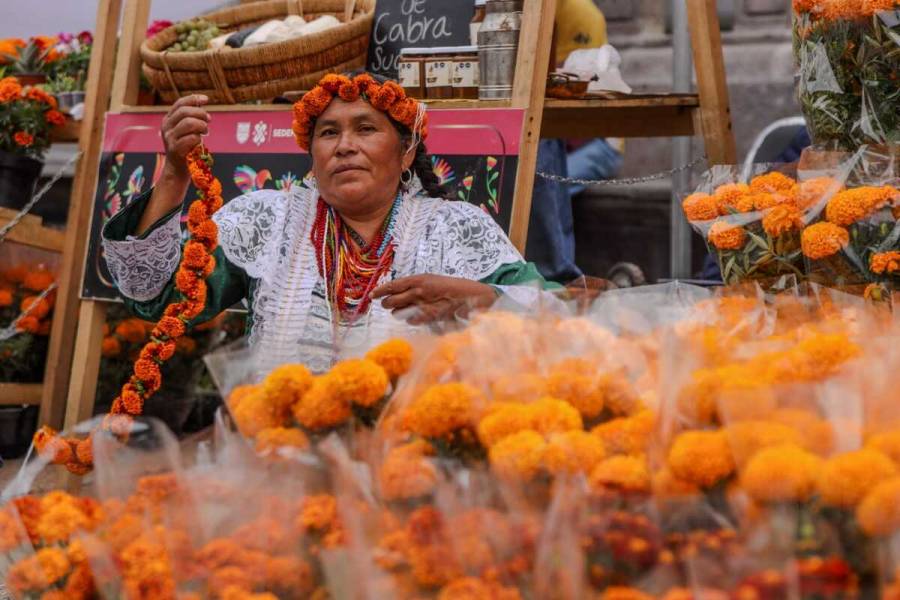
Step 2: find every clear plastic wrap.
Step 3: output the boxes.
[794,4,900,150]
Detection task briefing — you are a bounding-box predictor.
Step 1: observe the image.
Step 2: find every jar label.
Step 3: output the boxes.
[398,61,420,87]
[453,60,479,88]
[425,60,452,87]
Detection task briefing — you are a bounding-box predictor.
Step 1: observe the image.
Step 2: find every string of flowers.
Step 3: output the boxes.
[33,145,223,474]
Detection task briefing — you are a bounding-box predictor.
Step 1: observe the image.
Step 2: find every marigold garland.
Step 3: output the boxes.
[292,73,428,152]
[871,251,900,275]
[33,145,224,474]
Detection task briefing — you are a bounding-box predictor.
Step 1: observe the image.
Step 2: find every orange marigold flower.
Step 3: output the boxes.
[291,375,351,431]
[403,382,482,440]
[741,444,822,503]
[338,81,360,102]
[682,193,718,222]
[667,430,735,489]
[36,492,90,543]
[871,251,900,275]
[182,240,210,270]
[13,131,34,147]
[762,204,804,238]
[707,220,746,251]
[6,547,70,593]
[20,295,51,320]
[589,455,651,494]
[866,429,900,465]
[0,288,12,307]
[254,426,310,454]
[817,448,898,508]
[262,363,313,418]
[591,410,655,456]
[749,172,795,194]
[101,335,121,357]
[115,318,147,343]
[826,186,894,226]
[529,396,583,437]
[75,437,93,466]
[477,403,534,448]
[801,222,849,259]
[329,358,389,407]
[22,268,54,292]
[298,494,339,533]
[379,440,438,501]
[544,357,606,418]
[365,338,413,379]
[724,420,802,467]
[0,509,24,552]
[856,476,900,537]
[542,430,606,475]
[489,430,547,482]
[45,109,65,126]
[154,315,186,339]
[134,358,160,382]
[714,183,752,215]
[232,386,287,436]
[751,192,793,211]
[16,315,40,334]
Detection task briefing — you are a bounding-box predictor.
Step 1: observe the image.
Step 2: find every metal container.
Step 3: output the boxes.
[477,0,522,100]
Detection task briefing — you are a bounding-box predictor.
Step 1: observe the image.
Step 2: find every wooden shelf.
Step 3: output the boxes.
[50,118,81,143]
[120,93,700,138]
[0,208,66,253]
[0,383,43,406]
[542,93,700,139]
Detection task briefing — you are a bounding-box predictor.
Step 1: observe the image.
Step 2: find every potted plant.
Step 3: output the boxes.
[0,76,66,209]
[0,36,59,85]
[48,31,91,112]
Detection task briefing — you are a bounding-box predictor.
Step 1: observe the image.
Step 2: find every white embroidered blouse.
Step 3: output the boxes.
[102,180,557,372]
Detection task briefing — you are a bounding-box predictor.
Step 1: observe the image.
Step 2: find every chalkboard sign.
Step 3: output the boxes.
[83,109,524,301]
[367,0,475,78]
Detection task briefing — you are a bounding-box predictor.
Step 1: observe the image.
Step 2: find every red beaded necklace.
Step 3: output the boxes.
[311,194,401,322]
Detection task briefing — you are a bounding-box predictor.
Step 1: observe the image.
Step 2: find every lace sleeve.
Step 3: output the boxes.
[213,189,292,281]
[102,211,182,302]
[418,200,523,281]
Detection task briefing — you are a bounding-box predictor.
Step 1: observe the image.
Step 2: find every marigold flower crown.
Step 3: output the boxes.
[292,73,428,152]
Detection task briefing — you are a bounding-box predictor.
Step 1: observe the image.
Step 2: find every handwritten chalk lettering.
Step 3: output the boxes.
[372,11,452,46]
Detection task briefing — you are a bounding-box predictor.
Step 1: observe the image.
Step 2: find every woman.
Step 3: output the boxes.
[102,73,556,372]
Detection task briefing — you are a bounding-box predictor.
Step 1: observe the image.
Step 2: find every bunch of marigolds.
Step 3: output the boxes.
[5,282,900,598]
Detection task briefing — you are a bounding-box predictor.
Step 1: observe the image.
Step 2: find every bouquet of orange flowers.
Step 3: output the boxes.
[682,163,845,286]
[212,337,414,455]
[0,262,56,383]
[792,0,900,149]
[0,75,65,161]
[800,169,900,292]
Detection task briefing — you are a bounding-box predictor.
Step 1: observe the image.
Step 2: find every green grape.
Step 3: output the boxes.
[171,43,182,51]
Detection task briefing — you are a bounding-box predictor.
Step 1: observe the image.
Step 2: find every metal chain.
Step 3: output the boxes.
[0,151,83,245]
[0,282,59,342]
[537,154,707,187]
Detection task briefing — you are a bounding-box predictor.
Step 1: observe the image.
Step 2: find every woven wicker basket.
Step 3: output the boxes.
[140,0,375,104]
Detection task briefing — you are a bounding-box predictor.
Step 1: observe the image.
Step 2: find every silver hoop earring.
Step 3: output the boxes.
[400,169,413,187]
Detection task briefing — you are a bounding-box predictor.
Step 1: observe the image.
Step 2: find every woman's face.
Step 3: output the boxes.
[310,98,415,218]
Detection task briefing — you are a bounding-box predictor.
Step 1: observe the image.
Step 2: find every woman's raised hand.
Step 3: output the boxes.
[161,94,210,174]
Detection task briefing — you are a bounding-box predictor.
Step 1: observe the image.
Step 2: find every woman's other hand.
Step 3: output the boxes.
[372,274,498,325]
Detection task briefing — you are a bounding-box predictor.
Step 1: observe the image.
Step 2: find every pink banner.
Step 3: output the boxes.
[103,108,524,156]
